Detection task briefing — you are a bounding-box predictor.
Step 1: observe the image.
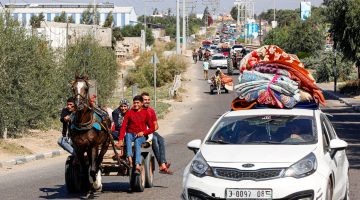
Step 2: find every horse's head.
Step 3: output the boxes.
[71,75,90,110]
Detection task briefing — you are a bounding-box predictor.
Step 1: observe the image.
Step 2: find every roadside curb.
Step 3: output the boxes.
[322,90,360,112]
[0,149,65,168]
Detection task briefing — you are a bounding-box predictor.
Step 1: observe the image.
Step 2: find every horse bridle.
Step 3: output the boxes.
[72,79,90,110]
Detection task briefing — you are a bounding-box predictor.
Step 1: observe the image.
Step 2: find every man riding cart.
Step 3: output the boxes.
[209,68,233,95]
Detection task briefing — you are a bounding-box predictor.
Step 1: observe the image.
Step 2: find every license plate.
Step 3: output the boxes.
[225,188,272,199]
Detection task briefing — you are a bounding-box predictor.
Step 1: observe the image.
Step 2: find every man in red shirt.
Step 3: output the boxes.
[116,95,155,173]
[141,92,173,175]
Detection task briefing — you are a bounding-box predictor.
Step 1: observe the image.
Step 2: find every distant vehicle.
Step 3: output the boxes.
[209,54,228,69]
[231,44,244,53]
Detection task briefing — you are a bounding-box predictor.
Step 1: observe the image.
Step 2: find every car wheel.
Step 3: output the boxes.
[325,180,333,200]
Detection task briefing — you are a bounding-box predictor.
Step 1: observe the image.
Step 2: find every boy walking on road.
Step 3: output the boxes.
[203,59,209,80]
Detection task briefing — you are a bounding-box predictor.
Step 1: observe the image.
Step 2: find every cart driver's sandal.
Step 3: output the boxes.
[159,166,173,175]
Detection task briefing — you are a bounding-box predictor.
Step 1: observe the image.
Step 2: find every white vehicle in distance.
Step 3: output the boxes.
[182,108,350,200]
[209,54,228,69]
[231,44,244,53]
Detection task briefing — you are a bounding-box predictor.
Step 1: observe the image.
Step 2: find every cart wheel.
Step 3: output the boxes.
[65,156,90,193]
[227,59,233,75]
[65,156,80,193]
[130,156,146,192]
[144,154,154,188]
[210,85,214,94]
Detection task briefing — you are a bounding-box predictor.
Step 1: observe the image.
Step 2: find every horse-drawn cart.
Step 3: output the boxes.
[65,139,155,193]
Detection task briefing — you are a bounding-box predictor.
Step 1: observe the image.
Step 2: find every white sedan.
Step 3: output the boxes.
[182,108,350,200]
[209,54,228,69]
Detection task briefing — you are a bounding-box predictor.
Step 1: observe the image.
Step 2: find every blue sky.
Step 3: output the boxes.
[21,0,324,15]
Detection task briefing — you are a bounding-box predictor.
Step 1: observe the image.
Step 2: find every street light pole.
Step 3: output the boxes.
[182,0,186,54]
[176,0,181,55]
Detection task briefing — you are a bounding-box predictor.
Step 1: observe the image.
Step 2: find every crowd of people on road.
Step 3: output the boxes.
[58,92,173,175]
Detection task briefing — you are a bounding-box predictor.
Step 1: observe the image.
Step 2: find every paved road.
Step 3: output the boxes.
[0,60,359,200]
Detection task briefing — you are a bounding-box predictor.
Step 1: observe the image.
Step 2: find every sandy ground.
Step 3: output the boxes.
[0,55,198,163]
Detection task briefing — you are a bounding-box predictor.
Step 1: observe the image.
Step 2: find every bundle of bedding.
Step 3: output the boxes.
[232,45,325,110]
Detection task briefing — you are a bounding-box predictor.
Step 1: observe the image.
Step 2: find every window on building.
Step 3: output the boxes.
[113,13,117,27]
[121,13,125,27]
[47,13,51,21]
[22,13,26,26]
[13,13,18,20]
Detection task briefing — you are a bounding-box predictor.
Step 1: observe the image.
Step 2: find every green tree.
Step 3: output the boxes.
[259,9,299,27]
[153,8,159,15]
[54,11,66,23]
[167,8,172,16]
[67,15,74,23]
[0,12,62,135]
[81,7,93,25]
[263,26,290,50]
[325,0,360,79]
[103,12,113,28]
[63,36,118,104]
[303,51,354,82]
[202,6,210,24]
[120,24,154,46]
[30,12,45,28]
[230,5,244,21]
[263,12,325,58]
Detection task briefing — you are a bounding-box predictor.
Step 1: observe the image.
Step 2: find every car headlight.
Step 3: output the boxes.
[190,153,213,177]
[284,152,317,178]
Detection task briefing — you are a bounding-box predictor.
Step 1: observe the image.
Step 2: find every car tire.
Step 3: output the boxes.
[325,180,333,200]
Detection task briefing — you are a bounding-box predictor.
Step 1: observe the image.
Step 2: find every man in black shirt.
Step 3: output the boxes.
[58,97,76,155]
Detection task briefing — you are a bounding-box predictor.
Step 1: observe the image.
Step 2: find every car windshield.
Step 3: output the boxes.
[212,56,225,60]
[207,115,317,145]
[232,45,243,49]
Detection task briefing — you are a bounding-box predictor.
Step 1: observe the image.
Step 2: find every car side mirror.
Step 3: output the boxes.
[329,139,348,158]
[187,139,201,154]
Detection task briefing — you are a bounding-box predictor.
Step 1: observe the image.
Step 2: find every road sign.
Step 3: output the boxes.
[150,53,160,64]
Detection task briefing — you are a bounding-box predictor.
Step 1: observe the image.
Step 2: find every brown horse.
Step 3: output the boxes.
[70,75,111,193]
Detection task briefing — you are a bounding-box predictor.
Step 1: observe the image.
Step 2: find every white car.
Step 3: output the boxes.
[210,54,228,69]
[232,44,244,53]
[182,108,350,200]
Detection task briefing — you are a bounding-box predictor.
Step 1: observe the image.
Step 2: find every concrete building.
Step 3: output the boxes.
[115,37,141,60]
[3,3,137,29]
[37,21,112,48]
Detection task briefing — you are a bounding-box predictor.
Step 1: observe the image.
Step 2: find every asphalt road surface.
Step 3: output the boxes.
[0,61,359,200]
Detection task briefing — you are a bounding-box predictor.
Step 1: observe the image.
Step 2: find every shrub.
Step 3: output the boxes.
[302,51,354,83]
[125,51,187,88]
[339,80,360,96]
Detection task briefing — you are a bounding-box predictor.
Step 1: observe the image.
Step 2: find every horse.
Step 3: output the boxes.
[70,75,111,194]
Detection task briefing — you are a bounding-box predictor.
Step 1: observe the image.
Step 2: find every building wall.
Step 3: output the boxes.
[115,37,142,59]
[38,21,112,48]
[4,3,137,28]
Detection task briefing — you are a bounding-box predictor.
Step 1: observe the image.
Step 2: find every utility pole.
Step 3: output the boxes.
[93,0,97,37]
[237,3,240,27]
[176,0,181,55]
[182,0,186,54]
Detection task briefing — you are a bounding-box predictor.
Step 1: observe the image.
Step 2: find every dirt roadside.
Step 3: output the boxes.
[0,55,199,164]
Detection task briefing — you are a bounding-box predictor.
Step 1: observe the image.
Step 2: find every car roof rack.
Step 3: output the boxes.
[231,101,320,111]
